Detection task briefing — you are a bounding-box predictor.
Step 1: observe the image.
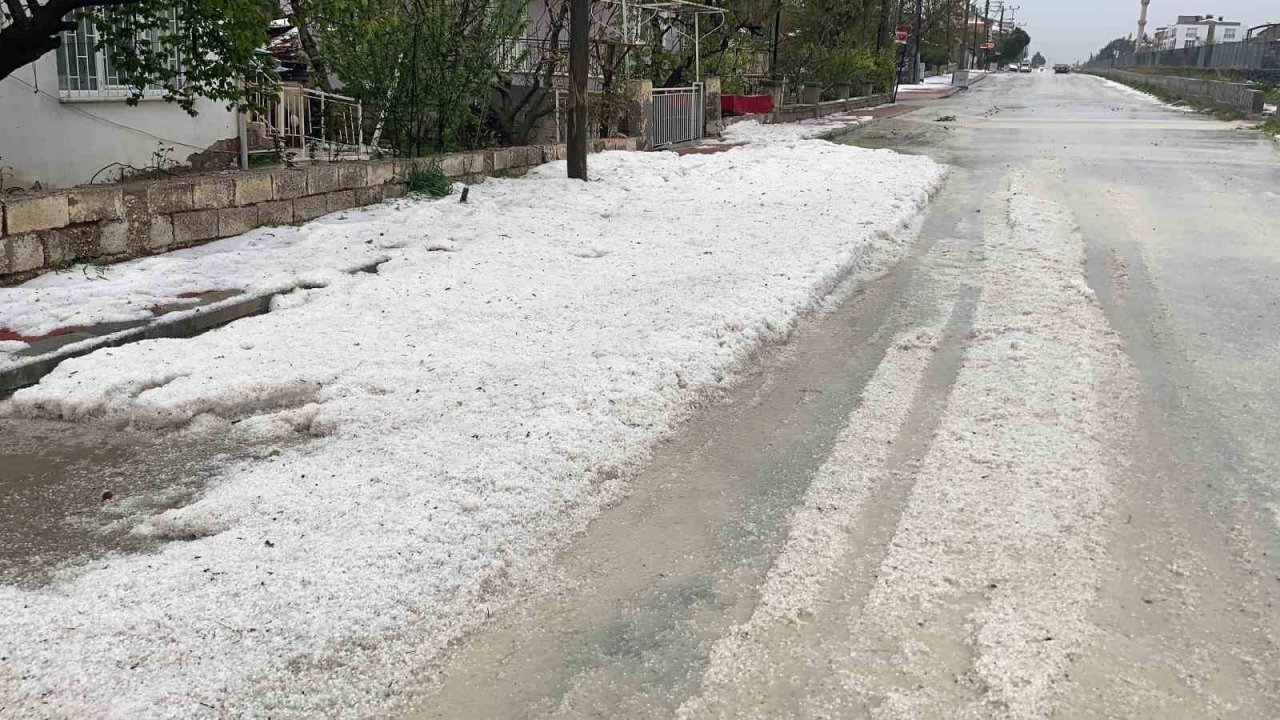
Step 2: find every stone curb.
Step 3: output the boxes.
[0,259,384,396]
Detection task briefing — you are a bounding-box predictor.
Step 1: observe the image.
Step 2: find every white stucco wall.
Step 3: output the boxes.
[0,53,237,189]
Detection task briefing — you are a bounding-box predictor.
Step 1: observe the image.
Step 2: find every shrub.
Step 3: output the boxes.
[406,160,451,198]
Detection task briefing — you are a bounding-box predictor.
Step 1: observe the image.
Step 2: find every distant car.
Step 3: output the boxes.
[1019,62,1032,73]
[1006,64,1019,72]
[1053,64,1071,74]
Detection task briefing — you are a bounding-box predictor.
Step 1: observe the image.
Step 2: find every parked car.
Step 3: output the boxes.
[1006,64,1019,72]
[1019,62,1032,73]
[1053,64,1071,74]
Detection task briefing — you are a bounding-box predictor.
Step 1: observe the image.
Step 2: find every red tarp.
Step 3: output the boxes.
[721,94,773,115]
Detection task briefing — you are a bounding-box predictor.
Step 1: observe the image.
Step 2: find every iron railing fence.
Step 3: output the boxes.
[1091,38,1280,71]
[496,37,605,78]
[250,84,366,159]
[652,83,703,148]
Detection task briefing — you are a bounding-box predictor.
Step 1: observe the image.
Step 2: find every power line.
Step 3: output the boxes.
[3,73,237,155]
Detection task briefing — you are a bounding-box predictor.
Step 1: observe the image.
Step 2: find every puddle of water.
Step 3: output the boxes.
[0,419,287,588]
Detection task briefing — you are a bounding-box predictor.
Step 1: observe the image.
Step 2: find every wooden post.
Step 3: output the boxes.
[567,0,589,180]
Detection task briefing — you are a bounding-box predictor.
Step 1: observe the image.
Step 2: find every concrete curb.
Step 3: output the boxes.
[0,259,383,395]
[814,118,878,142]
[893,70,989,101]
[811,106,923,142]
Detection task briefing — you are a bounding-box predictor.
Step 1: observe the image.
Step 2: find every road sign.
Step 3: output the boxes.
[895,25,910,44]
[981,41,996,50]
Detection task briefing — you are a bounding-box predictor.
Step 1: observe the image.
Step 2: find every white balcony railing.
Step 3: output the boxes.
[250,84,365,158]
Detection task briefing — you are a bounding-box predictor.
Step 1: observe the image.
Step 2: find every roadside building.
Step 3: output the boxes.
[1163,14,1244,50]
[0,16,241,189]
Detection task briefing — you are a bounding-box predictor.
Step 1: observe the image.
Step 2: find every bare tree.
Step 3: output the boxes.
[488,0,570,146]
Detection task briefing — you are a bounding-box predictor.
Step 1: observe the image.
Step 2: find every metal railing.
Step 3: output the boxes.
[250,84,365,158]
[496,37,605,78]
[652,83,703,148]
[1092,38,1280,71]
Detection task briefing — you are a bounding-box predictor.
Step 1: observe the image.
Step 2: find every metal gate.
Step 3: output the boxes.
[652,83,704,148]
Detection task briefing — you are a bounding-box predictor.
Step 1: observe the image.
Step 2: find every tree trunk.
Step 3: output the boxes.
[288,0,335,93]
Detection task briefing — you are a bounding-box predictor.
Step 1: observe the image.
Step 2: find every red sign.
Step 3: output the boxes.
[895,25,910,44]
[980,41,996,50]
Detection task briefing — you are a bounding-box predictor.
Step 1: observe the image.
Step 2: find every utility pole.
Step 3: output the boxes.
[945,0,955,68]
[770,1,782,75]
[960,1,972,70]
[997,3,1005,62]
[890,0,907,100]
[876,0,891,55]
[980,0,990,70]
[567,0,588,180]
[971,2,982,69]
[911,0,924,83]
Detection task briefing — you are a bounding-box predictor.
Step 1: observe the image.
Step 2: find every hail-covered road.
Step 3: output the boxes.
[409,72,1280,718]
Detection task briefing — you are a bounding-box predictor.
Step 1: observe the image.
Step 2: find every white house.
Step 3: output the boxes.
[1161,14,1244,50]
[0,17,239,189]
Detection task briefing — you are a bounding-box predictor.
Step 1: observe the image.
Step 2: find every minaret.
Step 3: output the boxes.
[1137,0,1151,49]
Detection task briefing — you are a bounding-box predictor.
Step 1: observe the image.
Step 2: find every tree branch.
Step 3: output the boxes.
[5,0,29,27]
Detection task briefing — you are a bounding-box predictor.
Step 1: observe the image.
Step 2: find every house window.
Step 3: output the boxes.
[55,12,180,100]
[1223,28,1237,40]
[1185,28,1199,37]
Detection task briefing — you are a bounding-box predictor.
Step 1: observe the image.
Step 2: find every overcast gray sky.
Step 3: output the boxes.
[1011,0,1277,63]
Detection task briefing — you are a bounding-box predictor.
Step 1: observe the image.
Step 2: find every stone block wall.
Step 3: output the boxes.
[2,138,636,285]
[771,93,891,124]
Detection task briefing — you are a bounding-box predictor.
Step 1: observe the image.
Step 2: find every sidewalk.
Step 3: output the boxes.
[895,69,991,99]
[686,103,923,156]
[1,111,920,393]
[0,124,946,716]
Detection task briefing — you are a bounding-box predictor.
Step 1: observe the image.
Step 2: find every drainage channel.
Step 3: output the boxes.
[0,259,386,396]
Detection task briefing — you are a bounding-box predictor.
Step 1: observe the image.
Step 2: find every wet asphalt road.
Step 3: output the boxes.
[406,72,1280,718]
[3,72,1277,717]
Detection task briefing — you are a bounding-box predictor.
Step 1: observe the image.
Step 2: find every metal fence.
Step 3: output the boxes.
[496,37,605,78]
[652,84,703,148]
[250,84,365,159]
[1094,39,1280,71]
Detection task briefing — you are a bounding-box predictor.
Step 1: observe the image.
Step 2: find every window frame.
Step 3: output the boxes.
[54,10,183,102]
